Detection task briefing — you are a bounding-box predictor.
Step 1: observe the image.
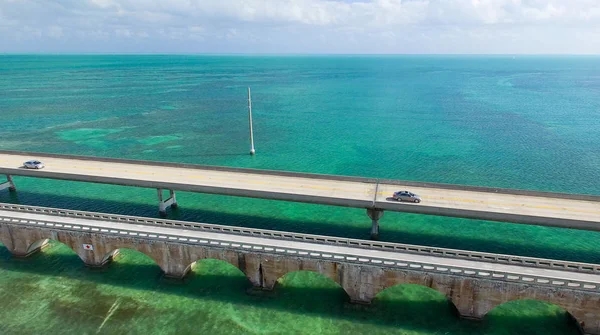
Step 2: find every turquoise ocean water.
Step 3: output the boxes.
[0,55,599,334]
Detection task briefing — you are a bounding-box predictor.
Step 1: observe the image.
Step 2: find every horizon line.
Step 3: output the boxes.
[1,52,600,57]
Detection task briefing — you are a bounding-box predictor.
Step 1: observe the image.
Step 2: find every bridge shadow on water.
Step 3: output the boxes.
[1,190,599,265]
[0,243,583,335]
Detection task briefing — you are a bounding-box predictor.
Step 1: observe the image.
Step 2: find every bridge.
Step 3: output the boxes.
[0,150,599,239]
[0,203,598,334]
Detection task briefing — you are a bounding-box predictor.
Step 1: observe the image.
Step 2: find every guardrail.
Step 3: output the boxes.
[1,203,599,275]
[1,214,598,293]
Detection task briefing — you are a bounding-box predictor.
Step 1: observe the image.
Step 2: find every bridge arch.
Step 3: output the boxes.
[175,248,251,281]
[6,238,95,272]
[372,283,460,321]
[93,245,174,276]
[484,299,583,335]
[98,247,165,278]
[188,258,252,290]
[0,236,106,272]
[19,238,76,260]
[14,236,165,276]
[273,270,349,303]
[0,235,10,253]
[0,225,169,274]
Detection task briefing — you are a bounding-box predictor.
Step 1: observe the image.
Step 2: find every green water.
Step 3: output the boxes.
[0,55,599,334]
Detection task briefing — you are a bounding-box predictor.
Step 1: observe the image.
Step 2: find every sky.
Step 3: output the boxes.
[1,0,600,54]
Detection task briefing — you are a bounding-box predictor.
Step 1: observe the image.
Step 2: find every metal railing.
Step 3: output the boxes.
[1,214,598,293]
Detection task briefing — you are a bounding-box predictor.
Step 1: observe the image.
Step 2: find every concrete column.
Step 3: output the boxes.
[169,189,178,209]
[240,254,299,291]
[157,189,178,217]
[161,247,194,279]
[151,244,197,279]
[339,264,382,304]
[0,175,16,192]
[243,255,271,290]
[449,279,480,319]
[367,209,384,240]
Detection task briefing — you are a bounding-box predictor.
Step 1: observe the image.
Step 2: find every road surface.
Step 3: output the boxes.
[0,151,598,230]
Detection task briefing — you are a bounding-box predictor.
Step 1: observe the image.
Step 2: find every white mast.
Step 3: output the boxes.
[248,87,256,155]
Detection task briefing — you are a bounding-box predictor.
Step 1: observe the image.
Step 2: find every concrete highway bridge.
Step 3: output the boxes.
[0,203,598,334]
[0,150,599,239]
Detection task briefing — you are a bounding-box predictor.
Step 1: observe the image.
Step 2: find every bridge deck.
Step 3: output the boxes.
[0,151,599,230]
[2,208,600,287]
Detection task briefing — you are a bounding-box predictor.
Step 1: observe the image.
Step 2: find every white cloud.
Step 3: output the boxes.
[1,0,600,53]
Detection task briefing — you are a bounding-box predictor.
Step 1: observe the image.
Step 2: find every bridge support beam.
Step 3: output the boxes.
[0,175,16,192]
[157,189,178,217]
[367,209,384,240]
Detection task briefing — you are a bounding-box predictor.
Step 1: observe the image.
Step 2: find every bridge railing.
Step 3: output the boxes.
[1,202,599,275]
[1,214,599,293]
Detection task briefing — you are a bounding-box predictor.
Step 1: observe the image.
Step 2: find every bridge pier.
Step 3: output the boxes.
[13,238,50,257]
[80,249,120,268]
[367,209,384,240]
[162,260,194,280]
[0,175,16,192]
[157,189,178,217]
[340,265,382,304]
[0,225,50,257]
